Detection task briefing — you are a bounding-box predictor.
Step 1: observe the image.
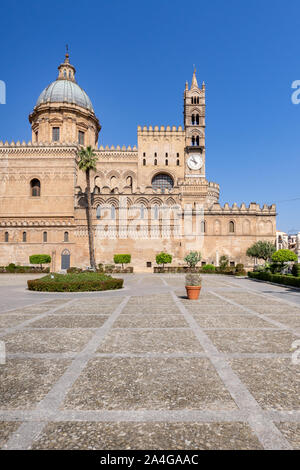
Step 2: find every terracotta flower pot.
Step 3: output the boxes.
[185,285,201,300]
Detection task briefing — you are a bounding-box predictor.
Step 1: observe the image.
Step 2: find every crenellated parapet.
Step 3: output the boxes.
[207,202,276,215]
[137,125,185,136]
[0,141,78,158]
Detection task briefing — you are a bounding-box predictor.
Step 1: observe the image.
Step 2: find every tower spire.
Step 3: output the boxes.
[191,67,199,89]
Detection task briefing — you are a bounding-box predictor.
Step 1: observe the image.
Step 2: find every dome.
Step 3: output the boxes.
[36,79,94,112]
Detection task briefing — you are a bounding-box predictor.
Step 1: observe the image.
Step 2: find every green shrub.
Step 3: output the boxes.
[6,263,16,273]
[235,263,244,272]
[67,267,82,274]
[29,254,51,268]
[248,271,300,288]
[184,251,202,268]
[292,263,300,277]
[185,273,202,286]
[104,264,115,273]
[201,264,216,273]
[219,255,229,270]
[113,254,131,269]
[27,272,124,292]
[272,249,298,265]
[156,252,172,267]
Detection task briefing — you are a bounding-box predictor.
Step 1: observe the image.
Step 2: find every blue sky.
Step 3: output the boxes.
[0,0,299,232]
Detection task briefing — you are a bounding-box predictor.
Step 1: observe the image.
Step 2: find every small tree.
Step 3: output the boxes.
[156,252,172,268]
[184,251,201,268]
[113,254,131,269]
[29,254,51,270]
[272,249,297,269]
[246,241,276,262]
[219,255,229,270]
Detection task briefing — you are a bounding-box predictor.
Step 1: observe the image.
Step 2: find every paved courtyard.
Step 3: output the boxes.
[0,273,299,450]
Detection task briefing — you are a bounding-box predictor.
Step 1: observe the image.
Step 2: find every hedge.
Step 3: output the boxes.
[292,263,300,277]
[27,272,124,292]
[248,271,300,288]
[0,264,49,274]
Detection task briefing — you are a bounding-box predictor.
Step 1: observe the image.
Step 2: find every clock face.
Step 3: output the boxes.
[187,154,203,171]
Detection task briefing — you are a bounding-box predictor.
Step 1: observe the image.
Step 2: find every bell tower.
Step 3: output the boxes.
[184,69,206,178]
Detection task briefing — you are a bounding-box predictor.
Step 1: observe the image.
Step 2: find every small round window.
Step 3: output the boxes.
[151,173,174,192]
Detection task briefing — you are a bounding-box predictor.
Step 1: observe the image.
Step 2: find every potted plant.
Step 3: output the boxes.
[185,273,202,300]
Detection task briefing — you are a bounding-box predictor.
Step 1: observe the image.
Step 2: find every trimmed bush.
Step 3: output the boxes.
[272,249,298,265]
[201,264,216,273]
[156,252,172,267]
[248,271,300,288]
[29,254,51,268]
[292,263,300,277]
[27,272,124,292]
[113,254,131,269]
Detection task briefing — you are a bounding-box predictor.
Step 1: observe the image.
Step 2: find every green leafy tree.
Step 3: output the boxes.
[156,252,172,268]
[114,254,131,269]
[77,146,98,270]
[29,254,51,269]
[219,255,229,270]
[184,251,201,268]
[246,241,276,262]
[272,249,297,268]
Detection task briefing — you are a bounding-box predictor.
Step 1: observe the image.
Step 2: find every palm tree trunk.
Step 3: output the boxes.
[86,168,96,269]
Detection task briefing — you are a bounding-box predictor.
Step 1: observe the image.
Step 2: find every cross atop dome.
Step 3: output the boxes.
[57,48,76,82]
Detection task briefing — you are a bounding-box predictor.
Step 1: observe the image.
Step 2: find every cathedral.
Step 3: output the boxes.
[0,53,276,271]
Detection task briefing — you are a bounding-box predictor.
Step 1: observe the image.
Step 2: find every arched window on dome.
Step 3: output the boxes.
[63,70,67,78]
[30,179,40,197]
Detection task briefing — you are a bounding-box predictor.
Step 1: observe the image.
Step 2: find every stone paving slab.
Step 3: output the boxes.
[31,421,262,450]
[0,359,70,409]
[193,314,276,329]
[0,314,37,328]
[63,357,237,411]
[97,330,202,354]
[206,330,298,353]
[112,314,188,328]
[230,358,299,411]
[275,423,300,449]
[5,330,95,353]
[267,315,300,329]
[253,305,300,315]
[28,315,109,329]
[0,422,20,448]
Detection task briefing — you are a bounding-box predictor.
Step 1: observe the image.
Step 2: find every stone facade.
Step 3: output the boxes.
[0,55,276,271]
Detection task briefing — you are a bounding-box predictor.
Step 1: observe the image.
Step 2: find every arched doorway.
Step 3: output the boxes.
[61,249,70,270]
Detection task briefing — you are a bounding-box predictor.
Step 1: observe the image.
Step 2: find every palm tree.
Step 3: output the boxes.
[77,146,98,270]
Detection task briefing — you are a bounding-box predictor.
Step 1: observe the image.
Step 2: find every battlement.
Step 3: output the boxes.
[208,202,276,214]
[97,145,137,152]
[137,125,184,135]
[0,140,78,148]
